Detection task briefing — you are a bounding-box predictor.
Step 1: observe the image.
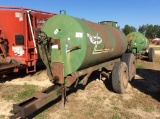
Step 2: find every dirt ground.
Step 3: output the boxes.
[0,45,160,119]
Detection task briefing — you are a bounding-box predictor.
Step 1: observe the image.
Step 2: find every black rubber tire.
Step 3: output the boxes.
[112,62,129,93]
[148,48,155,62]
[121,53,136,82]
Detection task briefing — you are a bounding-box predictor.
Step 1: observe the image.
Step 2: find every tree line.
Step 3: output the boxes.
[122,24,160,39]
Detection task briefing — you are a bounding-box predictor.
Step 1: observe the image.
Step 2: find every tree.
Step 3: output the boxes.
[138,24,160,39]
[138,25,147,34]
[153,25,160,38]
[122,25,136,35]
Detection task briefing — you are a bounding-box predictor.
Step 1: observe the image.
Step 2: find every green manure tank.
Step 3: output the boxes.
[39,14,128,77]
[10,14,136,118]
[127,32,154,62]
[127,32,149,54]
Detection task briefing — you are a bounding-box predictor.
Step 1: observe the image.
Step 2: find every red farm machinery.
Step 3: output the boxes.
[0,6,55,75]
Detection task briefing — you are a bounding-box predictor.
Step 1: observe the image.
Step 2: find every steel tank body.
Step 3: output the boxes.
[39,14,128,77]
[127,32,149,54]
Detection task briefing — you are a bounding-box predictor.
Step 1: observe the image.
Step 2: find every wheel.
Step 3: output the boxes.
[112,62,129,93]
[148,48,155,62]
[121,53,136,82]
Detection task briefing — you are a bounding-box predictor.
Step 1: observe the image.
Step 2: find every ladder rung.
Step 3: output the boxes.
[28,47,35,49]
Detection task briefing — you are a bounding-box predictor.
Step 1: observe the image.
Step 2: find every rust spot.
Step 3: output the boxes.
[52,62,64,84]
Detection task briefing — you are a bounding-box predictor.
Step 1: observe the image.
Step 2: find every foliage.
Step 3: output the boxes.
[122,24,160,39]
[122,25,136,35]
[138,24,160,39]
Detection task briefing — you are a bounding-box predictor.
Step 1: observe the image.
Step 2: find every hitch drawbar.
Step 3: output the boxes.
[10,85,65,119]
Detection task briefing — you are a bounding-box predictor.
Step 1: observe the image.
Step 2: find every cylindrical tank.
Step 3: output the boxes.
[127,32,149,54]
[39,14,128,77]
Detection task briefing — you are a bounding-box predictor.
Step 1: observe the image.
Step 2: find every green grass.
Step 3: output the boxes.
[144,106,154,113]
[112,106,120,111]
[3,84,37,101]
[136,64,145,69]
[16,88,36,101]
[85,111,94,118]
[123,100,138,109]
[34,112,50,119]
[112,115,121,119]
[67,113,75,119]
[0,115,5,119]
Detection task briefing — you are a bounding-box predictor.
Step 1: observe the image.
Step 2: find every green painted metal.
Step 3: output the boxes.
[38,14,128,77]
[127,32,149,54]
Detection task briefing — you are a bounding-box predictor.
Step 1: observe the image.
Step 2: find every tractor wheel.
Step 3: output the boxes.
[121,53,136,82]
[112,62,128,93]
[148,48,155,62]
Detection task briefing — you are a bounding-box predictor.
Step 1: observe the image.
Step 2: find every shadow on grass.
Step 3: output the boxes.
[0,60,46,83]
[131,68,160,102]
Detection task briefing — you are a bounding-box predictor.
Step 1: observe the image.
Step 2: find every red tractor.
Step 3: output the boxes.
[0,6,55,75]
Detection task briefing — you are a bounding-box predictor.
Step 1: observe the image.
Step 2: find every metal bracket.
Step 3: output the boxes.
[10,85,64,119]
[52,62,64,84]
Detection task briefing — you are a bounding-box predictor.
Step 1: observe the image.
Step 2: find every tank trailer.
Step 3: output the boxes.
[11,12,136,118]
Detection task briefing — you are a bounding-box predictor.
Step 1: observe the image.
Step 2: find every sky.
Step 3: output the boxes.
[0,0,160,29]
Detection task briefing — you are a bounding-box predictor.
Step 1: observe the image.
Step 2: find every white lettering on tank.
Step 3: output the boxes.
[87,33,102,44]
[87,33,114,54]
[54,29,59,35]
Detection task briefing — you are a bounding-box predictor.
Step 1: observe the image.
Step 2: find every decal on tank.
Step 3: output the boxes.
[75,32,83,38]
[87,33,114,54]
[87,33,102,44]
[92,45,114,54]
[54,29,59,35]
[52,45,58,49]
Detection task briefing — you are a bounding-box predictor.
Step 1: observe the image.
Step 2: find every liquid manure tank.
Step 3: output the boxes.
[11,12,137,119]
[39,13,128,78]
[37,12,137,88]
[127,32,155,62]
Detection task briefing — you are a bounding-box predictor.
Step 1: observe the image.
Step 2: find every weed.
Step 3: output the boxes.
[85,111,94,118]
[16,88,36,101]
[136,64,145,69]
[144,106,154,113]
[58,117,65,119]
[67,113,74,119]
[0,115,5,119]
[112,115,121,119]
[3,84,37,101]
[123,100,137,109]
[34,112,50,119]
[94,96,102,102]
[112,106,120,111]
